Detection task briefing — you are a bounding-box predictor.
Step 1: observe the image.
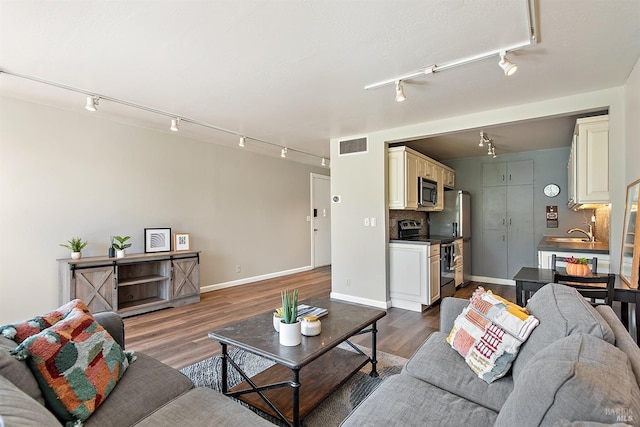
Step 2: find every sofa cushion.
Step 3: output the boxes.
[0,374,62,427]
[84,352,193,427]
[512,283,615,381]
[404,332,513,412]
[11,308,134,426]
[340,373,498,427]
[495,334,640,426]
[134,387,275,427]
[0,335,44,405]
[0,299,90,343]
[447,287,539,383]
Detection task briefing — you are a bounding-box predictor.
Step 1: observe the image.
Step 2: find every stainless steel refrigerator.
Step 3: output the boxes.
[430,190,471,282]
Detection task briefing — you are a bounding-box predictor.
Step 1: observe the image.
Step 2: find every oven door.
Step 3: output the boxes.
[440,243,456,298]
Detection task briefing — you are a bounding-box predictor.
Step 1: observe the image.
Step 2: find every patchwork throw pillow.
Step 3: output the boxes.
[0,299,90,343]
[448,287,539,383]
[11,307,135,426]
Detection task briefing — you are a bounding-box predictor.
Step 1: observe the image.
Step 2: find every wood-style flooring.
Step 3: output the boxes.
[123,266,515,369]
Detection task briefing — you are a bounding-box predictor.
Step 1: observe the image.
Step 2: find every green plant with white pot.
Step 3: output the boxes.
[60,237,88,260]
[112,235,131,258]
[279,288,301,346]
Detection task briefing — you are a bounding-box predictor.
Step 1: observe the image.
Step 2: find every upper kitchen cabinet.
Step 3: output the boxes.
[482,160,533,186]
[388,146,455,211]
[568,115,610,209]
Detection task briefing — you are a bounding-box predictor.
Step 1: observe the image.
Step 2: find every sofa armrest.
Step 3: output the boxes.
[94,312,125,349]
[439,297,468,332]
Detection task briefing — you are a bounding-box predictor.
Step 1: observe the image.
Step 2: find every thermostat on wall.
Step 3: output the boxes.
[332,195,341,203]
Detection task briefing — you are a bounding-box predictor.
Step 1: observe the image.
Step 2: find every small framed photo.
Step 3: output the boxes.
[144,228,171,253]
[174,233,190,252]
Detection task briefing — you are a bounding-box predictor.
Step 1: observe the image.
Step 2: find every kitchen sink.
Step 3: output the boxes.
[547,237,591,243]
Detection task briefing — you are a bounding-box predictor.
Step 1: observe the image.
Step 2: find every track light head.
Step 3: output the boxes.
[170,118,180,132]
[239,136,245,147]
[479,131,485,147]
[85,96,98,112]
[395,80,406,102]
[281,148,287,158]
[498,52,518,76]
[321,158,326,166]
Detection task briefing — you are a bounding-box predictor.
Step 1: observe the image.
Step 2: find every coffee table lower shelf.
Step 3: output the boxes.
[230,346,370,424]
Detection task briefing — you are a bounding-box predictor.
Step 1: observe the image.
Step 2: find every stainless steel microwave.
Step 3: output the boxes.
[418,177,438,208]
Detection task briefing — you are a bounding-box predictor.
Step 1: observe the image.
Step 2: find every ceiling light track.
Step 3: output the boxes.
[364,0,538,98]
[0,67,329,167]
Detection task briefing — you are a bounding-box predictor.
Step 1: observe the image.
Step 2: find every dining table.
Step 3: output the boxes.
[513,266,640,342]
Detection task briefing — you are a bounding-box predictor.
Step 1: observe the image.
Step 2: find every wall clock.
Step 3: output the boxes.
[543,183,560,198]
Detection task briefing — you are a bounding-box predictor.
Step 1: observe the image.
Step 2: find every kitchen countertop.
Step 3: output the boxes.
[390,235,460,245]
[537,236,609,254]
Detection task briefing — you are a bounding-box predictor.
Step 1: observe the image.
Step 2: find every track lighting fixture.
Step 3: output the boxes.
[0,67,329,166]
[394,81,406,102]
[85,96,98,112]
[321,158,326,166]
[479,132,497,158]
[498,52,518,76]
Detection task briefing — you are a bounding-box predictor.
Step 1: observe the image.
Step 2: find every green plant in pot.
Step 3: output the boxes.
[279,288,301,346]
[112,235,131,258]
[60,237,88,260]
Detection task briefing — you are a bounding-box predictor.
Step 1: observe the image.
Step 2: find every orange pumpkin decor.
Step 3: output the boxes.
[565,257,591,276]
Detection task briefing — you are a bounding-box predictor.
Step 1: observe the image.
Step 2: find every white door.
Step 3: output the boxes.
[311,174,331,267]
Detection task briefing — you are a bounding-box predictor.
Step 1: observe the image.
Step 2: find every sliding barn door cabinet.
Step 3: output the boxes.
[59,251,200,317]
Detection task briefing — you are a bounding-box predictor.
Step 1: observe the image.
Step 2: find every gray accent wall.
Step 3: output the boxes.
[445,148,596,277]
[0,96,327,323]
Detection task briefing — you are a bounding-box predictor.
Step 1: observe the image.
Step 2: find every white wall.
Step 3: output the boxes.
[331,88,626,307]
[626,56,640,185]
[0,96,327,323]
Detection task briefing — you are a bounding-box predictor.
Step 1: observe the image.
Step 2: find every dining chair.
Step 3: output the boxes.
[552,271,615,307]
[551,254,598,274]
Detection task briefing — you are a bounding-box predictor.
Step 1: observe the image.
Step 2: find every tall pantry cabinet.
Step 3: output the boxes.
[481,160,535,279]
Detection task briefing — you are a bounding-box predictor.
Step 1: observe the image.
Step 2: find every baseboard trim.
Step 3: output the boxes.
[469,275,516,286]
[200,266,313,293]
[330,292,391,309]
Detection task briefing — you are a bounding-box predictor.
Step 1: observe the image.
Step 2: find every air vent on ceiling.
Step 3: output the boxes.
[339,137,368,155]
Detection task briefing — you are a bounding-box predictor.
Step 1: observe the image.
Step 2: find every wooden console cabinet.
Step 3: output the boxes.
[59,251,200,317]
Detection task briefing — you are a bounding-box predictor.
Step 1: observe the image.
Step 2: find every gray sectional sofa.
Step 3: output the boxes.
[342,283,640,426]
[0,311,273,427]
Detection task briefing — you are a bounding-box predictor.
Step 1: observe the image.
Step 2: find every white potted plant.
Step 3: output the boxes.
[60,237,88,260]
[279,289,301,346]
[112,235,131,258]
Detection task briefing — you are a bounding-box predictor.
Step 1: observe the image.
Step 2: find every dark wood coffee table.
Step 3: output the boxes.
[208,298,386,427]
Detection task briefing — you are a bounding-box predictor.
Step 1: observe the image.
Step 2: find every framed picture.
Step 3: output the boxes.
[174,233,190,252]
[144,228,171,253]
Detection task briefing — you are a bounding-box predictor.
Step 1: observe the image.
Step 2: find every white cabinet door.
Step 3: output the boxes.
[575,115,609,204]
[389,243,428,303]
[405,152,419,209]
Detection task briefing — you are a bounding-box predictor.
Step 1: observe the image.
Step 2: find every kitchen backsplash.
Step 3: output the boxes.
[595,205,610,244]
[389,210,429,239]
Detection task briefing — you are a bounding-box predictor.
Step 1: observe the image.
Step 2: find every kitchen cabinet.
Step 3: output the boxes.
[389,242,440,312]
[568,115,609,209]
[59,251,200,317]
[388,146,453,211]
[481,160,534,279]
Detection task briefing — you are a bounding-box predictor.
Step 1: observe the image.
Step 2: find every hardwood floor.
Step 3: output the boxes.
[123,266,515,369]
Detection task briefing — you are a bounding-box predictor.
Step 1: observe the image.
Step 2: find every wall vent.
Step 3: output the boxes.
[339,137,368,155]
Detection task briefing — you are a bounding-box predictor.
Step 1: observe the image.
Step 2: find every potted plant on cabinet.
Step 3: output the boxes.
[112,236,131,258]
[279,288,301,346]
[60,237,88,260]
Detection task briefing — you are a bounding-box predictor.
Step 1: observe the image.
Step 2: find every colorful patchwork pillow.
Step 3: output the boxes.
[447,287,539,383]
[0,299,90,343]
[11,307,135,426]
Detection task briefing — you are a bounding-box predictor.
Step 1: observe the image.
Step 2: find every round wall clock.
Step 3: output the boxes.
[544,183,560,197]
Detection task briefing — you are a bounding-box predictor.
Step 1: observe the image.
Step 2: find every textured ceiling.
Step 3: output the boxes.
[1,1,639,165]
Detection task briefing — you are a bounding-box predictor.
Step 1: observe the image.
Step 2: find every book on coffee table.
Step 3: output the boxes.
[297,304,328,319]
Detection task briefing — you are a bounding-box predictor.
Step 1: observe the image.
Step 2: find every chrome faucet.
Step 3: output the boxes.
[567,224,595,242]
